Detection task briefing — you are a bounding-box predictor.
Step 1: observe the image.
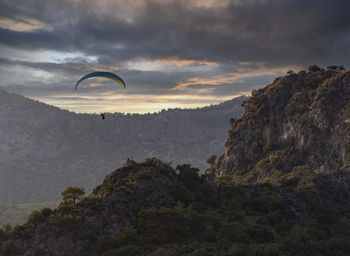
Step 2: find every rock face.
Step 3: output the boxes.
[213,70,350,179]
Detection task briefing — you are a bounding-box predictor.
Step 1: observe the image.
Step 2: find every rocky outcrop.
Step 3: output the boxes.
[212,70,350,180]
[0,159,181,256]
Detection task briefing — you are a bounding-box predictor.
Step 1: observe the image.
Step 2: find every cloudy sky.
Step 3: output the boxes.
[0,0,349,113]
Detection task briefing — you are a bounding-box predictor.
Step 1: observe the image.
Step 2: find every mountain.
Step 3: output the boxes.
[0,91,245,204]
[2,68,350,256]
[209,68,350,181]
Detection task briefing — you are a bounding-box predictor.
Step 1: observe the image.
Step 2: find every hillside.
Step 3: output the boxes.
[2,68,350,256]
[1,158,350,255]
[0,91,245,204]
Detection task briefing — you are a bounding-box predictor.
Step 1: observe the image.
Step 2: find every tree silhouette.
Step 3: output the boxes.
[61,186,85,205]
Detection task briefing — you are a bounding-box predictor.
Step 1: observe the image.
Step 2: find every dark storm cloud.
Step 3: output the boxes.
[0,56,203,96]
[1,0,349,113]
[0,56,85,74]
[0,0,350,67]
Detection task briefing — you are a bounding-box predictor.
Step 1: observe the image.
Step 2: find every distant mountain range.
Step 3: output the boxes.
[0,89,246,205]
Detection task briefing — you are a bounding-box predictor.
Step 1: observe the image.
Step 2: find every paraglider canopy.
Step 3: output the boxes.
[75,71,126,90]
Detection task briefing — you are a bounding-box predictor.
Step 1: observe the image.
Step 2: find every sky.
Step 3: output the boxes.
[0,0,349,113]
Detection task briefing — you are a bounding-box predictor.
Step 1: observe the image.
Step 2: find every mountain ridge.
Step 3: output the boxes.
[0,89,246,204]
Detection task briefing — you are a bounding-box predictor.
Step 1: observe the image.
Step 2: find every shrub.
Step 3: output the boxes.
[207,155,217,166]
[227,243,252,256]
[113,224,138,247]
[214,175,234,188]
[51,213,82,229]
[308,65,321,72]
[219,222,249,243]
[100,245,140,256]
[176,164,201,188]
[61,186,85,205]
[263,171,283,186]
[171,185,195,204]
[40,207,54,216]
[201,224,217,242]
[142,158,174,173]
[153,247,169,256]
[191,247,213,256]
[253,243,280,256]
[138,203,203,244]
[247,224,275,243]
[12,224,32,240]
[27,208,52,226]
[263,140,277,153]
[1,240,17,255]
[2,223,12,233]
[128,170,152,184]
[291,166,315,182]
[229,118,236,128]
[122,158,136,167]
[0,228,5,239]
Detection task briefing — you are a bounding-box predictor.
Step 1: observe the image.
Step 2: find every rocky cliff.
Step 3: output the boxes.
[211,69,350,180]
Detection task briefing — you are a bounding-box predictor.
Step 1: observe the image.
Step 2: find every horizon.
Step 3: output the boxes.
[1,0,349,113]
[1,86,248,115]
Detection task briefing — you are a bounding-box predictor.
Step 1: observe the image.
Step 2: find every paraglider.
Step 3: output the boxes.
[75,71,126,120]
[75,71,126,90]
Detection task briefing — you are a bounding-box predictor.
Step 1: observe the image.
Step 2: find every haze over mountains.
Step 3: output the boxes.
[0,89,246,205]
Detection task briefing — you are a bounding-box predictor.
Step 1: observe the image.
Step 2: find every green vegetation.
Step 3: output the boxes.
[2,223,12,233]
[50,213,82,229]
[207,155,217,166]
[90,174,350,256]
[84,160,350,255]
[61,186,85,205]
[3,159,350,255]
[308,65,322,72]
[176,164,201,188]
[94,158,176,197]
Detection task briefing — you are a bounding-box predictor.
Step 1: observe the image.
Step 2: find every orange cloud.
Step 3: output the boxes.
[173,63,302,91]
[42,92,243,114]
[154,57,219,67]
[0,17,49,31]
